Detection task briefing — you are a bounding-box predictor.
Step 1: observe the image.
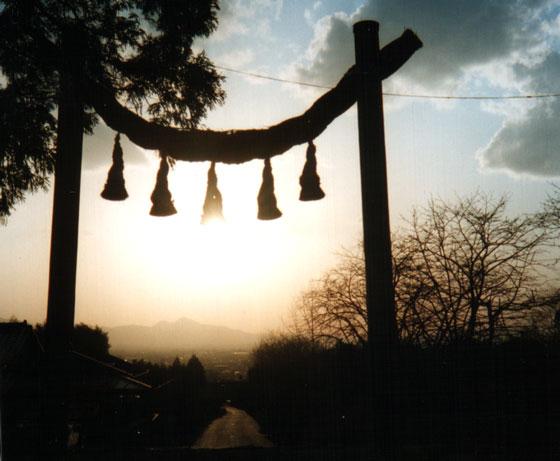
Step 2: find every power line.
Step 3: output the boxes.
[383,92,560,100]
[215,65,332,90]
[215,64,560,101]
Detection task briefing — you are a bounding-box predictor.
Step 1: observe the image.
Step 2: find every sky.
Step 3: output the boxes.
[1,0,559,334]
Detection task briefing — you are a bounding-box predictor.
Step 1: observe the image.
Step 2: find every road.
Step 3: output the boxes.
[191,405,273,449]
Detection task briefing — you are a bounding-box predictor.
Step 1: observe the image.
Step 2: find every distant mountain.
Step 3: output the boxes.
[108,317,260,353]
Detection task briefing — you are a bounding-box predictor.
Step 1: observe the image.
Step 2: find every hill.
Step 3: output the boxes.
[108,317,260,354]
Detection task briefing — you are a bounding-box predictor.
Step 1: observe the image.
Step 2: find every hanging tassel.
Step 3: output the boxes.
[257,158,282,220]
[100,133,128,201]
[201,161,224,224]
[149,154,177,217]
[299,140,325,201]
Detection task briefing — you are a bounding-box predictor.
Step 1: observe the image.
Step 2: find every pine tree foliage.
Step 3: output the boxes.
[0,0,225,216]
[185,353,206,387]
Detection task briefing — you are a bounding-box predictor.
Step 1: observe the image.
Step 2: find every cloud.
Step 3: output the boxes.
[478,100,560,177]
[83,123,149,170]
[215,48,255,68]
[296,13,355,86]
[295,1,550,88]
[478,51,560,176]
[304,1,324,27]
[292,0,560,177]
[212,0,284,41]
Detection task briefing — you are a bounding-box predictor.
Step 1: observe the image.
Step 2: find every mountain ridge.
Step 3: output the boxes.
[108,317,260,352]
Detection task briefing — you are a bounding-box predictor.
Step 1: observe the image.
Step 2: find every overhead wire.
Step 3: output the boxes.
[215,65,332,90]
[215,64,560,101]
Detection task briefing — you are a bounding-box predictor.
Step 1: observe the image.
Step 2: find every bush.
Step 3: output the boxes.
[246,333,560,455]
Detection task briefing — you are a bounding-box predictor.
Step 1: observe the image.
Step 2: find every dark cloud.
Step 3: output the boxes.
[478,51,560,176]
[296,0,549,88]
[478,101,560,176]
[293,0,559,177]
[296,13,355,87]
[374,0,550,88]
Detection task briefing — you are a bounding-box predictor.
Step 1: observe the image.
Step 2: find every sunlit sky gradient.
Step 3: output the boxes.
[1,1,559,333]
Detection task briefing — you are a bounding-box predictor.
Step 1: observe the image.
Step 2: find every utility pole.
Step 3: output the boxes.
[45,28,85,354]
[354,20,398,456]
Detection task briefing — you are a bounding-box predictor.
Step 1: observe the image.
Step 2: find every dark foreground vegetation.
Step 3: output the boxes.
[42,323,226,446]
[237,193,560,457]
[124,355,226,448]
[6,192,560,459]
[2,322,224,458]
[242,333,560,457]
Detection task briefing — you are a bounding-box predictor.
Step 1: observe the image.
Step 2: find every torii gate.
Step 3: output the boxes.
[46,19,421,450]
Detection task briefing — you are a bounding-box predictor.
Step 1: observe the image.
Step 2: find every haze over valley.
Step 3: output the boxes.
[108,317,260,354]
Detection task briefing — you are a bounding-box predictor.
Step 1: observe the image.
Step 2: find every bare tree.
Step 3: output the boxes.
[290,246,367,347]
[405,194,553,343]
[538,184,560,250]
[291,194,556,346]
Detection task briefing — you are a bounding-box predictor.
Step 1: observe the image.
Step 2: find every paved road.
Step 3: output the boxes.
[192,405,273,449]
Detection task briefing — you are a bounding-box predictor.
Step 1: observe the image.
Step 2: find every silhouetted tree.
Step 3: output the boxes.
[0,0,224,217]
[185,354,206,388]
[291,194,556,345]
[35,322,110,357]
[539,184,560,241]
[72,323,110,357]
[289,247,367,346]
[250,334,323,381]
[401,194,553,343]
[171,356,182,370]
[248,334,370,445]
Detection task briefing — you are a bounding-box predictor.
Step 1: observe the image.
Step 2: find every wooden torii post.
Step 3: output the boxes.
[45,28,85,354]
[354,20,399,455]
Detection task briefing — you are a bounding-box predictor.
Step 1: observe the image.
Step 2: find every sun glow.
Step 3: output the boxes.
[129,204,290,294]
[78,153,334,329]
